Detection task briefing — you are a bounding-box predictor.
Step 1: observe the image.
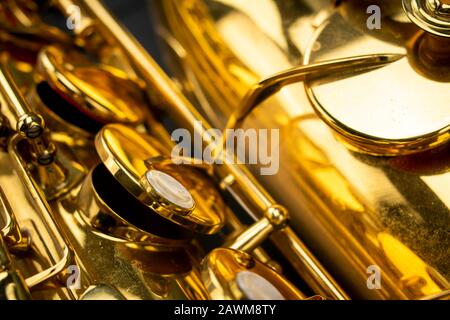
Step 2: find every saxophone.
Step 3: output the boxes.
[0,0,448,300]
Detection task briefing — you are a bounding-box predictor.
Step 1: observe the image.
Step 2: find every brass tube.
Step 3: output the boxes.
[228,218,273,252]
[0,55,37,130]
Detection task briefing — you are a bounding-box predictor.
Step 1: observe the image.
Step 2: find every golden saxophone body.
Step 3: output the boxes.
[0,0,449,300]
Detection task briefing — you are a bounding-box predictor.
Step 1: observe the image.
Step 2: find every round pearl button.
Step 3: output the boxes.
[145,170,195,210]
[236,270,285,300]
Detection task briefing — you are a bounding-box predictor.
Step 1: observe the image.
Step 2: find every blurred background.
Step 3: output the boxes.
[103,0,164,68]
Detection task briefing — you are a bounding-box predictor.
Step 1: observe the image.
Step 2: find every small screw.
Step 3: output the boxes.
[18,114,44,139]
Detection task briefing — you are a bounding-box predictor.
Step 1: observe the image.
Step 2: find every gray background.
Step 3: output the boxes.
[103,0,163,64]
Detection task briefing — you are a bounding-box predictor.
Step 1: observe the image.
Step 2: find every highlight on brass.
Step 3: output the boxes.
[0,0,448,303]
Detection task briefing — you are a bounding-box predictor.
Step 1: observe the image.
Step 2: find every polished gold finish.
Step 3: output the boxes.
[77,164,194,247]
[8,133,75,291]
[86,123,225,237]
[228,205,289,253]
[403,0,450,37]
[202,248,305,300]
[77,124,193,246]
[36,45,146,126]
[0,234,31,300]
[157,0,450,300]
[0,52,85,200]
[142,155,226,235]
[0,0,447,301]
[95,123,167,195]
[83,0,347,300]
[0,186,28,251]
[304,20,450,155]
[140,169,196,217]
[225,54,403,131]
[220,53,407,158]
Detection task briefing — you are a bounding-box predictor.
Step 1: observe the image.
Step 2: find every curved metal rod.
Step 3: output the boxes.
[217,53,404,159]
[228,53,403,130]
[25,246,71,288]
